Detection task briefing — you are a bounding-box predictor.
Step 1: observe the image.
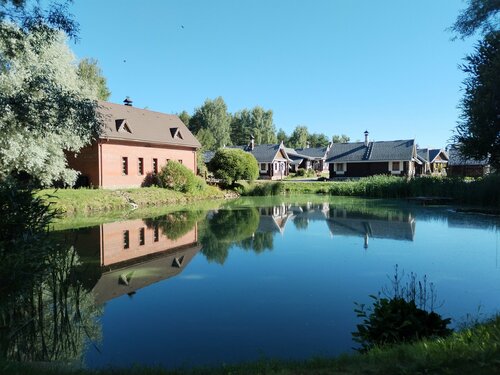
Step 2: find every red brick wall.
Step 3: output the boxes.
[68,139,198,188]
[100,219,198,267]
[66,143,100,187]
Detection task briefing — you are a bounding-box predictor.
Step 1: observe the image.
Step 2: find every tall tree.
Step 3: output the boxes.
[77,58,110,101]
[288,125,309,148]
[307,133,330,147]
[454,30,500,169]
[276,128,288,144]
[230,109,252,146]
[451,0,500,39]
[251,106,276,144]
[178,110,190,127]
[189,97,231,149]
[332,134,350,143]
[230,106,276,145]
[0,27,102,186]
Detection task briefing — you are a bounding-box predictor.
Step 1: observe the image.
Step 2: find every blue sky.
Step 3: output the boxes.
[70,0,476,148]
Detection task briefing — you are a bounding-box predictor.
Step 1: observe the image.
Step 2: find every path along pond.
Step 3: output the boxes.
[3,196,500,369]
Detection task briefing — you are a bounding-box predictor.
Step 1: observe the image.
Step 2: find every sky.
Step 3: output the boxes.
[69,0,478,148]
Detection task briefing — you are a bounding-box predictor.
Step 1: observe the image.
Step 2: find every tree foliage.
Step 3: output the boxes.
[307,132,330,147]
[0,0,79,42]
[231,106,277,146]
[451,0,500,39]
[208,148,259,186]
[77,57,110,101]
[276,128,288,144]
[455,31,500,169]
[178,110,190,127]
[288,125,309,148]
[332,134,351,143]
[189,96,231,149]
[0,26,102,186]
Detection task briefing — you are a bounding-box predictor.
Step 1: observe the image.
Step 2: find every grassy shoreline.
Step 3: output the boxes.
[37,186,231,216]
[2,316,499,375]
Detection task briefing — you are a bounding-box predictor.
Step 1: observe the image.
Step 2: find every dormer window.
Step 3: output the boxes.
[116,119,132,133]
[170,127,183,140]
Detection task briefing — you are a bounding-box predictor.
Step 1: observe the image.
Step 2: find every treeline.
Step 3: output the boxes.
[178,96,350,151]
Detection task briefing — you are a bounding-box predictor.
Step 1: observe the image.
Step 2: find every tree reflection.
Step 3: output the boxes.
[144,210,206,240]
[200,208,260,264]
[0,242,101,363]
[239,231,274,253]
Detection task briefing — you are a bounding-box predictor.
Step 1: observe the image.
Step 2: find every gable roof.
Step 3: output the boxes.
[417,148,429,163]
[428,148,449,163]
[98,101,201,148]
[326,140,415,163]
[448,146,489,166]
[228,143,290,163]
[295,146,330,159]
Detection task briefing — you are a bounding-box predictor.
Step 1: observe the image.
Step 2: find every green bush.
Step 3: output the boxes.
[353,266,452,352]
[208,148,259,186]
[353,297,452,352]
[158,160,199,193]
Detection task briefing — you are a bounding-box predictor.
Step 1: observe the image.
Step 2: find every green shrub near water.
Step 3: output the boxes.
[208,148,259,186]
[158,160,201,193]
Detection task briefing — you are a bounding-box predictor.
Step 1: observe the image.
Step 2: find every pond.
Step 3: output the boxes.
[2,196,500,369]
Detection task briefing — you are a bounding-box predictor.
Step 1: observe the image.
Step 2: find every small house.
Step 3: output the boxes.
[326,131,418,178]
[447,146,490,177]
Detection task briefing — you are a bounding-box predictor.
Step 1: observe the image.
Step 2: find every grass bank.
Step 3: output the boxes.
[38,185,229,216]
[243,175,500,207]
[2,316,499,375]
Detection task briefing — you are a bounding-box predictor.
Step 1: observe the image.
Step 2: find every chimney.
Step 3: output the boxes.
[124,96,133,106]
[250,135,255,150]
[364,130,369,147]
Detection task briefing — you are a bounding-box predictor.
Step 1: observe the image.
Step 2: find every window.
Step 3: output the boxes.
[138,158,144,175]
[152,158,158,174]
[139,227,145,246]
[166,158,171,165]
[274,163,278,171]
[178,159,183,164]
[260,163,266,171]
[123,230,130,249]
[392,161,400,171]
[153,225,159,242]
[122,157,128,176]
[336,163,344,172]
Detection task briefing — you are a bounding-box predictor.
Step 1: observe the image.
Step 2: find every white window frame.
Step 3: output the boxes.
[390,161,401,174]
[335,163,346,175]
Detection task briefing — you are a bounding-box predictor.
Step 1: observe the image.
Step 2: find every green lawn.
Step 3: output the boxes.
[37,186,227,216]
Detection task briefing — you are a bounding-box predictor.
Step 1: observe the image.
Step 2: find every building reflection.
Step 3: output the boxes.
[72,217,200,304]
[252,202,415,249]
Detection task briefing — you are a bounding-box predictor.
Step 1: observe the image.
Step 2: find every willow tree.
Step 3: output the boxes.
[0,26,102,186]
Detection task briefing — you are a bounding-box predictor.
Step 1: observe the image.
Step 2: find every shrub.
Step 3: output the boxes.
[208,148,259,186]
[353,266,452,352]
[353,297,452,352]
[158,160,198,193]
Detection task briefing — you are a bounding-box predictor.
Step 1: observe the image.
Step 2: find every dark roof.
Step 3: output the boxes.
[98,101,201,149]
[448,146,489,166]
[417,148,429,162]
[326,140,415,163]
[295,146,329,159]
[229,143,289,163]
[428,149,448,163]
[326,217,415,242]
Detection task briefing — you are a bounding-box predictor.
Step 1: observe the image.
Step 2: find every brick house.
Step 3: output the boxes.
[67,99,201,188]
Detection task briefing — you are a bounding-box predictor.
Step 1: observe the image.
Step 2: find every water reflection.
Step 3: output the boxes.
[72,216,201,303]
[4,198,498,369]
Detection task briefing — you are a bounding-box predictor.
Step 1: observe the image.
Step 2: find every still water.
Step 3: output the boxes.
[4,196,500,369]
